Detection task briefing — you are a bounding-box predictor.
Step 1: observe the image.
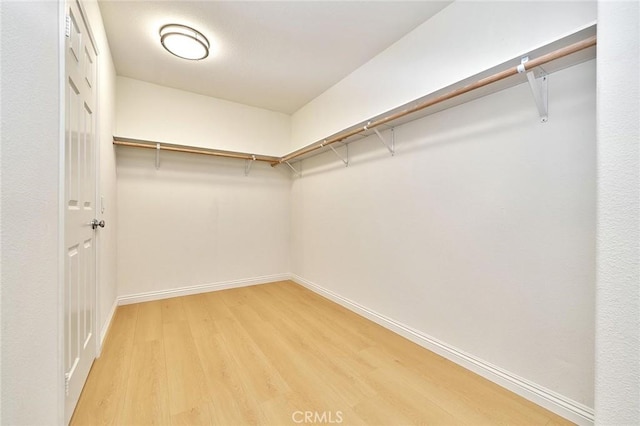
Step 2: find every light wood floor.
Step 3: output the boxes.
[71,280,573,425]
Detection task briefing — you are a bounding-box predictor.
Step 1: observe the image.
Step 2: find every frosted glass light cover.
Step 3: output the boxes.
[160,24,210,60]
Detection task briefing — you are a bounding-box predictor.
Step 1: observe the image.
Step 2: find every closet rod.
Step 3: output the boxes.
[113,138,280,163]
[273,35,597,167]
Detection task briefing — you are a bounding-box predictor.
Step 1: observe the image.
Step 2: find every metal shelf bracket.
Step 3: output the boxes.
[244,155,256,176]
[327,142,349,167]
[155,143,160,169]
[285,161,301,176]
[372,126,395,156]
[518,57,548,123]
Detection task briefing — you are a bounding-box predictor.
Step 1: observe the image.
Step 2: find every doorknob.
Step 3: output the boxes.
[91,219,105,230]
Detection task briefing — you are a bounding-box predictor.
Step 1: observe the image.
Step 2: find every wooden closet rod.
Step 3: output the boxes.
[114,36,595,168]
[273,35,597,167]
[113,137,280,163]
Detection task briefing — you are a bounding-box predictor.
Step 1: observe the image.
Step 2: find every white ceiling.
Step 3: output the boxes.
[98,1,451,114]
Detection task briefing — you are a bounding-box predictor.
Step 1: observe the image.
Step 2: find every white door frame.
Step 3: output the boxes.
[58,0,101,423]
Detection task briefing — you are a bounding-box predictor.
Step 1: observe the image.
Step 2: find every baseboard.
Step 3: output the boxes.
[117,273,291,306]
[99,297,118,355]
[290,274,595,426]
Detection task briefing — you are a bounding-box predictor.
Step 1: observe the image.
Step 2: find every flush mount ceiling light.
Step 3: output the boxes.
[159,24,210,60]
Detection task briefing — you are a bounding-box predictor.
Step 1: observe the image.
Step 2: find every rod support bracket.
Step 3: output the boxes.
[329,144,349,167]
[285,161,301,177]
[155,143,160,169]
[519,57,548,123]
[373,127,395,156]
[244,155,256,176]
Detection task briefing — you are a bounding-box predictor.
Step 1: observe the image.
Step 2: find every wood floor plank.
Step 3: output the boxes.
[202,290,235,321]
[161,297,187,323]
[162,320,209,416]
[256,284,368,359]
[194,333,264,425]
[72,281,576,425]
[352,395,421,426]
[170,403,212,426]
[362,366,462,425]
[215,317,291,404]
[118,339,171,425]
[71,304,138,426]
[237,318,355,409]
[215,286,253,309]
[182,293,219,337]
[133,300,163,343]
[547,415,577,426]
[366,350,509,425]
[360,344,551,425]
[261,392,369,426]
[241,311,377,408]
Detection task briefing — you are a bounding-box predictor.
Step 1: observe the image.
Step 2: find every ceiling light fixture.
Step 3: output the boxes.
[159,24,210,60]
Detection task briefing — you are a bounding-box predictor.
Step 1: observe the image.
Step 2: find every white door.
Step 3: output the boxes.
[64,1,99,423]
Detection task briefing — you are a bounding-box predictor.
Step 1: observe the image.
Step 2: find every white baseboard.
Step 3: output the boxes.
[117,273,291,306]
[290,274,595,426]
[99,297,118,355]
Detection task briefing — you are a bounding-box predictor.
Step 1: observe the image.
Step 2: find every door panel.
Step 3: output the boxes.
[82,103,93,209]
[84,46,94,88]
[66,79,80,208]
[64,1,98,424]
[65,245,79,375]
[68,9,80,63]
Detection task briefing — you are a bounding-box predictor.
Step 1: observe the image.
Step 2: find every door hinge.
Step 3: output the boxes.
[65,15,71,38]
[64,372,70,396]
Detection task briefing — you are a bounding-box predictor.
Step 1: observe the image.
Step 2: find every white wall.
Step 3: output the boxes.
[116,77,291,156]
[595,1,640,423]
[1,1,62,423]
[115,74,294,301]
[291,1,596,150]
[0,1,117,423]
[0,1,3,421]
[116,147,291,299]
[82,0,119,348]
[291,59,596,414]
